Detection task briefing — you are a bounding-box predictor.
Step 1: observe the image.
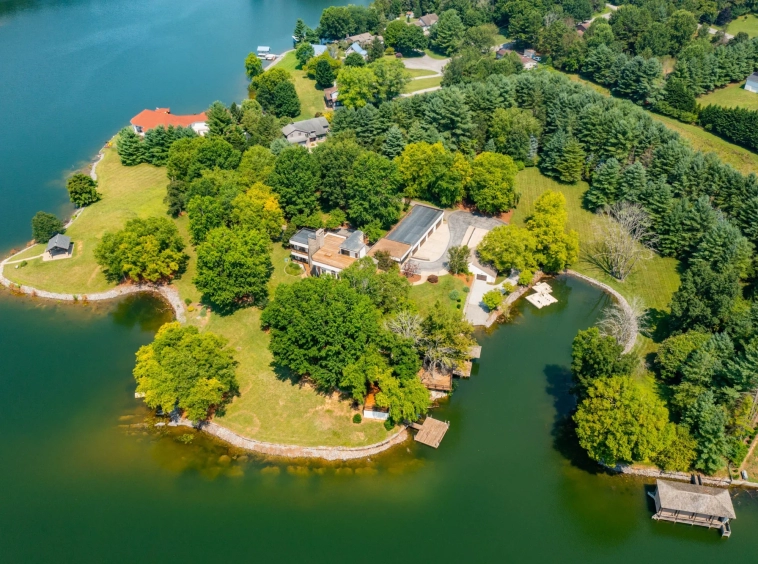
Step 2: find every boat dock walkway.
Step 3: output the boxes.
[410,417,450,448]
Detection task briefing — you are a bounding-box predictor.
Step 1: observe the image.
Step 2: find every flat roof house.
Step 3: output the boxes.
[289,227,367,277]
[130,108,208,136]
[745,72,758,93]
[369,204,444,264]
[650,479,736,537]
[412,13,439,34]
[281,117,330,147]
[345,42,368,59]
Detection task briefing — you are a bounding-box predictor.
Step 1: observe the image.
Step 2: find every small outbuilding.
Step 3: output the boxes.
[650,479,736,537]
[45,234,72,260]
[745,72,758,93]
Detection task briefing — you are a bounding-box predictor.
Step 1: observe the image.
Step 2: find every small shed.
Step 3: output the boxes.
[45,234,72,259]
[650,479,736,537]
[745,72,758,93]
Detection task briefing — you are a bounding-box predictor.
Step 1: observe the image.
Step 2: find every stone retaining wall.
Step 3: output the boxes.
[179,418,410,461]
[611,463,758,489]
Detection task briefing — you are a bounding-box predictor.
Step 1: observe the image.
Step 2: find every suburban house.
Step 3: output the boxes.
[495,49,538,70]
[346,32,383,46]
[312,44,330,57]
[745,72,758,93]
[323,86,340,108]
[345,42,368,59]
[289,227,367,277]
[44,234,72,260]
[130,108,208,136]
[412,13,439,34]
[575,20,592,35]
[650,479,736,537]
[281,117,330,147]
[369,204,444,264]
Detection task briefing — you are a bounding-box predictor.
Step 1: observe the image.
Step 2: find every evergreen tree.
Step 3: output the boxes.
[682,391,729,474]
[293,19,307,42]
[618,162,647,202]
[432,10,465,55]
[271,81,301,118]
[586,158,621,209]
[382,125,406,159]
[314,58,336,88]
[116,127,145,166]
[555,137,585,184]
[296,42,315,68]
[206,101,232,137]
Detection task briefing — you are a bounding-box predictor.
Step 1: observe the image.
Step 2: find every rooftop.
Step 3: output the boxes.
[312,44,327,56]
[413,13,439,27]
[368,238,411,261]
[656,480,736,519]
[290,228,316,247]
[257,46,270,52]
[46,233,71,252]
[282,117,330,137]
[312,233,357,270]
[385,204,443,246]
[748,72,758,82]
[348,42,367,56]
[130,108,207,132]
[341,230,365,252]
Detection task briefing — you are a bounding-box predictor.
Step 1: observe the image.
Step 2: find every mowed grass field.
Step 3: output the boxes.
[4,148,166,293]
[404,75,442,93]
[274,51,326,120]
[698,81,758,111]
[409,274,467,316]
[725,14,758,37]
[510,168,681,313]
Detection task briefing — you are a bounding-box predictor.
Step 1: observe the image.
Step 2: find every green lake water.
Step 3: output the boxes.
[2,1,758,562]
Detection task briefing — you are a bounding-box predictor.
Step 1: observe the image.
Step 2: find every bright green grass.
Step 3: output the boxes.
[423,48,449,60]
[648,113,758,174]
[6,244,45,262]
[3,149,167,294]
[404,76,442,93]
[409,275,467,317]
[273,51,326,120]
[698,81,758,111]
[511,168,681,313]
[726,14,758,38]
[406,67,437,78]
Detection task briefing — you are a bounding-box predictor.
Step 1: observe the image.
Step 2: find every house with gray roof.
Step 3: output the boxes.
[345,42,368,59]
[281,117,330,147]
[745,72,758,93]
[369,204,444,263]
[289,227,367,277]
[44,233,72,260]
[412,13,439,34]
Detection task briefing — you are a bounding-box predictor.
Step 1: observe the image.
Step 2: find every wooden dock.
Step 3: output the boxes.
[411,417,450,448]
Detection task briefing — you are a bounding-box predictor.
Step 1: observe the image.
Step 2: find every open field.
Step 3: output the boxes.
[409,274,467,317]
[404,75,442,93]
[4,149,167,293]
[648,113,758,174]
[725,14,758,37]
[511,168,680,313]
[406,67,437,78]
[275,51,325,120]
[698,81,758,111]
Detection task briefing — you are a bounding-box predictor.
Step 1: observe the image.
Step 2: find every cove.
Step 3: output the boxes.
[2,278,758,562]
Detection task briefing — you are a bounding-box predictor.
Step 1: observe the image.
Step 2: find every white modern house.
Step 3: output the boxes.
[281,117,330,147]
[289,228,367,277]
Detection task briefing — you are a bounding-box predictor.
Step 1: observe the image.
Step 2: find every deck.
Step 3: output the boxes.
[412,417,450,448]
[419,369,453,391]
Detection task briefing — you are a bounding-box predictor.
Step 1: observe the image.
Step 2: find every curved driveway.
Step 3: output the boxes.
[411,211,504,272]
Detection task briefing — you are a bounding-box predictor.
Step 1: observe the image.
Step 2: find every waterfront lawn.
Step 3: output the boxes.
[404,76,442,93]
[726,14,758,37]
[3,148,167,294]
[511,168,680,312]
[409,275,467,316]
[698,81,758,111]
[275,51,325,120]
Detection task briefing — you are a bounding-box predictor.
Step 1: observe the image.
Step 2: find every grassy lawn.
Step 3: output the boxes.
[404,76,442,93]
[698,81,758,111]
[3,148,167,294]
[409,275,467,317]
[511,168,680,313]
[406,67,437,78]
[726,14,758,37]
[647,113,758,174]
[423,48,449,60]
[274,51,325,120]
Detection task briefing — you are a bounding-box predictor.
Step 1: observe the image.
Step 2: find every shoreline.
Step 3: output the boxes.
[179,418,410,461]
[611,463,758,490]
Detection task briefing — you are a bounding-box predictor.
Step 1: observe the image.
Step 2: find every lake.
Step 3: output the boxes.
[1,1,758,562]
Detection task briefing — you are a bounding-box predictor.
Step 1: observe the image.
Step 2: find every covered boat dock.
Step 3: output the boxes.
[649,479,736,537]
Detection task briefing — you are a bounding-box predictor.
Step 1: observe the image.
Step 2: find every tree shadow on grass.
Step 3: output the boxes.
[545,363,609,475]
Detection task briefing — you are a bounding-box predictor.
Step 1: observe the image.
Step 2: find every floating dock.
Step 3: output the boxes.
[410,417,450,448]
[525,281,558,309]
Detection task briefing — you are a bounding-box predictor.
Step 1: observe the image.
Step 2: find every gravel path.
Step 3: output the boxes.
[411,211,504,273]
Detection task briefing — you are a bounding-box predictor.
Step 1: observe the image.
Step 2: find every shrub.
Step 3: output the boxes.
[449,290,460,301]
[518,270,533,286]
[187,306,195,312]
[353,413,362,424]
[482,289,503,311]
[427,274,439,284]
[385,47,395,56]
[462,286,470,293]
[384,418,394,430]
[177,433,195,444]
[19,260,28,268]
[375,250,396,271]
[502,282,515,294]
[184,298,192,306]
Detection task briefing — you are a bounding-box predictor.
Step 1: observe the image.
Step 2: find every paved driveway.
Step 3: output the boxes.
[403,54,450,74]
[411,211,504,273]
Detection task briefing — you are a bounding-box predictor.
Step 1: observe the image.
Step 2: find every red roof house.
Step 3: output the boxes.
[130,108,208,136]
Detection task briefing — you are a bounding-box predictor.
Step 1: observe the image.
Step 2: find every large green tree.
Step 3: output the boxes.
[66,173,101,207]
[31,211,64,243]
[432,9,465,55]
[268,145,320,217]
[134,322,238,421]
[477,225,538,274]
[345,152,402,229]
[194,226,273,311]
[95,217,187,283]
[571,327,634,399]
[468,152,518,214]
